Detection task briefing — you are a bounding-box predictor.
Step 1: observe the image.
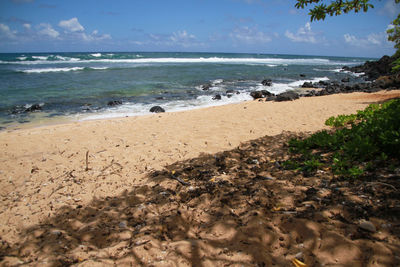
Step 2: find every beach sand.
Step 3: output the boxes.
[1,90,400,266]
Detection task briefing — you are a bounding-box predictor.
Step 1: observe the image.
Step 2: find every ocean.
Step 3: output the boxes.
[0,52,372,130]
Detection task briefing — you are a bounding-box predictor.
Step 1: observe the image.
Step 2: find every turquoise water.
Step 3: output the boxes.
[0,52,372,129]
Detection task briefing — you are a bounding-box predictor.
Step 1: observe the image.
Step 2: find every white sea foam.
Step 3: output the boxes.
[256,77,330,94]
[288,77,329,87]
[32,56,49,61]
[91,67,109,70]
[22,67,85,73]
[91,53,102,57]
[78,91,253,121]
[331,68,364,77]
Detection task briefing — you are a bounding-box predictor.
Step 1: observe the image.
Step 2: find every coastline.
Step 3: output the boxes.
[1,90,400,265]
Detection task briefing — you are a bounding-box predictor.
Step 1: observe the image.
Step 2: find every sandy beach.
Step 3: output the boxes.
[1,90,400,266]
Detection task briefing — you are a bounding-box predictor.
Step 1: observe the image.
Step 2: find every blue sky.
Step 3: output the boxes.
[0,0,398,57]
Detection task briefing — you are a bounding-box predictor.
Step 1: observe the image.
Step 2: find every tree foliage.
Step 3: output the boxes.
[296,0,400,71]
[294,0,374,21]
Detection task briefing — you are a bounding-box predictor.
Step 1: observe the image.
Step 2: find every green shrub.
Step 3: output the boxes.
[284,98,400,178]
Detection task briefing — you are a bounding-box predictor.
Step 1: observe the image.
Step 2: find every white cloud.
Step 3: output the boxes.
[145,30,202,48]
[59,17,84,32]
[170,30,196,44]
[344,32,389,47]
[380,0,400,18]
[37,23,59,38]
[0,23,17,39]
[285,22,317,43]
[230,26,272,44]
[80,30,111,42]
[23,23,31,30]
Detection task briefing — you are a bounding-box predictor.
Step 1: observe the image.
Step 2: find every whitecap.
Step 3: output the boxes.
[22,67,85,73]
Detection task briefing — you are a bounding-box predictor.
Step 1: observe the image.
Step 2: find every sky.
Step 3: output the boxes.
[0,0,398,57]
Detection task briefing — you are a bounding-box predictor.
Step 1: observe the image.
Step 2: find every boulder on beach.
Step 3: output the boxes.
[275,91,299,102]
[149,106,165,113]
[250,91,264,99]
[250,90,274,100]
[301,82,314,88]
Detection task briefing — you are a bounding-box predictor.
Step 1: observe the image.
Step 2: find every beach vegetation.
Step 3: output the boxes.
[285,98,400,178]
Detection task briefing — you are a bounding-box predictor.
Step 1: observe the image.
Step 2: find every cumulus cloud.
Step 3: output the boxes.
[80,30,111,42]
[230,26,272,44]
[170,30,196,44]
[285,22,317,43]
[344,32,387,47]
[0,23,17,39]
[23,23,31,30]
[59,17,84,32]
[145,30,203,48]
[380,0,400,18]
[37,23,60,38]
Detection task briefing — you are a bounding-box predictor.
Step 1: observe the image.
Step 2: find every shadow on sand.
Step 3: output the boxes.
[1,132,400,266]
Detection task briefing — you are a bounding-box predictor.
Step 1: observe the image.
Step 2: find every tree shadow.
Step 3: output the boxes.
[1,132,399,266]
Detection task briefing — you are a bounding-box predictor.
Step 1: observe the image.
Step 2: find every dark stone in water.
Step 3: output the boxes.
[24,104,42,113]
[275,91,299,102]
[212,94,222,100]
[149,106,165,113]
[341,77,350,83]
[300,74,306,78]
[107,100,122,106]
[201,83,212,91]
[261,79,272,86]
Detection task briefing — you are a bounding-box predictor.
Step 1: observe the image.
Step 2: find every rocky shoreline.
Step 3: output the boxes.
[249,54,400,102]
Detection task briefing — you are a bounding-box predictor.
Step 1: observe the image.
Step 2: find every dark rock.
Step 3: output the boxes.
[275,91,299,102]
[374,75,400,89]
[261,79,272,86]
[265,96,277,101]
[341,77,350,83]
[201,83,212,91]
[24,104,42,113]
[250,91,264,100]
[149,106,165,113]
[345,55,394,80]
[212,94,222,100]
[226,90,237,98]
[318,80,329,86]
[107,100,122,106]
[299,74,306,78]
[301,82,314,88]
[261,90,274,97]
